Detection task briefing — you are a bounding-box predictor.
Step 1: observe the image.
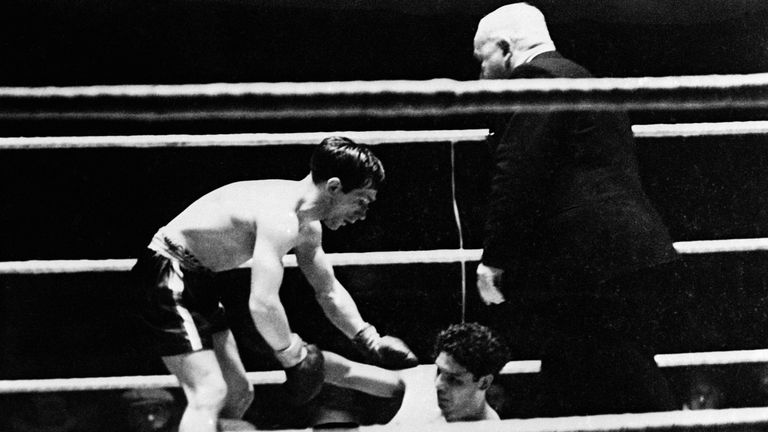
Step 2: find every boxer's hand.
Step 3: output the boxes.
[353,324,418,369]
[476,263,505,305]
[275,333,325,405]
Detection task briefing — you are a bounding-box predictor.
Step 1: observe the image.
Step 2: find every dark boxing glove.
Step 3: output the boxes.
[353,323,418,369]
[274,333,325,405]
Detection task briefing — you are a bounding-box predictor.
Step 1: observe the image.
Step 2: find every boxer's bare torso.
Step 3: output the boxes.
[162,177,376,272]
[163,180,304,272]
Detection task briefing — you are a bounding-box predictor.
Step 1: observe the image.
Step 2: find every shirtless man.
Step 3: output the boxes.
[130,136,418,432]
[323,322,510,425]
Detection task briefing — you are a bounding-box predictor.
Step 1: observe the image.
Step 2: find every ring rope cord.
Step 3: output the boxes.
[500,348,768,375]
[235,408,768,432]
[449,140,468,322]
[632,121,768,138]
[1,238,767,274]
[1,121,767,150]
[1,74,768,120]
[3,348,768,394]
[0,371,286,394]
[390,407,768,432]
[0,130,490,150]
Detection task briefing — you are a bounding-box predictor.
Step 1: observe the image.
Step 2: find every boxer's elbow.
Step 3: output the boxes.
[248,292,282,317]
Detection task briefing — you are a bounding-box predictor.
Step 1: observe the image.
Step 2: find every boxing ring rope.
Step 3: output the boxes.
[1,237,767,275]
[0,120,767,150]
[0,241,753,274]
[2,80,768,431]
[1,73,768,121]
[3,347,768,394]
[367,407,768,432]
[1,120,765,273]
[0,130,490,149]
[0,371,286,394]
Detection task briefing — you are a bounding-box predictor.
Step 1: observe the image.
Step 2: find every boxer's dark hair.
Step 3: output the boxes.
[310,136,385,192]
[434,322,509,380]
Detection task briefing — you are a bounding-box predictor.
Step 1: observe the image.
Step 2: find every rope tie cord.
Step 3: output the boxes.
[1,73,768,121]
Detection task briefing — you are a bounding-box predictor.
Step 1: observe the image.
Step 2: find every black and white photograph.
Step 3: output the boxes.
[1,1,768,431]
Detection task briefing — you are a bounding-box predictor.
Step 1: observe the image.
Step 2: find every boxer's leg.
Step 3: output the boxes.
[163,350,227,432]
[212,329,255,419]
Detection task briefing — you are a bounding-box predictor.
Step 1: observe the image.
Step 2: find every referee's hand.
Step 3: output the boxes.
[476,263,505,305]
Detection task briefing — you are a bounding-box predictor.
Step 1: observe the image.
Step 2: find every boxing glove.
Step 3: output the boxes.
[353,323,418,369]
[275,333,325,405]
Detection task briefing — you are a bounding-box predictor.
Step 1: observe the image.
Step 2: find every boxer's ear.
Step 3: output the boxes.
[478,374,494,391]
[326,177,342,194]
[497,39,513,72]
[497,38,511,55]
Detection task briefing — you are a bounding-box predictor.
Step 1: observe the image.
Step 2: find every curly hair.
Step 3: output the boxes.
[310,136,385,192]
[434,322,510,380]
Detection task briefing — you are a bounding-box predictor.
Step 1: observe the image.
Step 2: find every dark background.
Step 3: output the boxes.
[1,0,768,86]
[1,0,768,427]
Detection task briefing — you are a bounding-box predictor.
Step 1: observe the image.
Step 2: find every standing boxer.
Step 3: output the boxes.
[130,137,417,432]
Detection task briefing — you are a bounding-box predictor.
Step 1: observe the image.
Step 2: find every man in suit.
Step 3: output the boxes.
[472,3,685,416]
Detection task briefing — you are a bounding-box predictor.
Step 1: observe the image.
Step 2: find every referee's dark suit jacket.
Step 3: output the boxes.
[481,50,678,297]
[479,51,684,416]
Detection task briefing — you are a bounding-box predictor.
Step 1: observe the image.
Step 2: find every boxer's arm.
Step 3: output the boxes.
[249,235,294,353]
[295,228,367,339]
[388,364,441,425]
[250,226,326,404]
[322,351,404,398]
[297,224,417,369]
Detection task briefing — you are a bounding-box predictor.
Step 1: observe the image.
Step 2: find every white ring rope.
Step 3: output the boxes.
[1,238,766,275]
[632,121,768,138]
[1,121,767,150]
[366,407,768,432]
[500,349,768,375]
[1,73,767,120]
[673,238,768,254]
[2,348,768,394]
[0,250,483,275]
[0,371,286,394]
[0,129,490,150]
[656,348,768,368]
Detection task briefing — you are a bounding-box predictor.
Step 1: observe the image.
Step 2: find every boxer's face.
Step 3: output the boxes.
[474,36,511,80]
[323,185,377,230]
[434,352,486,421]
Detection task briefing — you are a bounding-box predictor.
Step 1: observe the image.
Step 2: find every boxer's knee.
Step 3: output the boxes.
[224,379,254,418]
[186,373,228,414]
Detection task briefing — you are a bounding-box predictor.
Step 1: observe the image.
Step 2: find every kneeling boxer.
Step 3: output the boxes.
[130,137,417,432]
[323,322,510,425]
